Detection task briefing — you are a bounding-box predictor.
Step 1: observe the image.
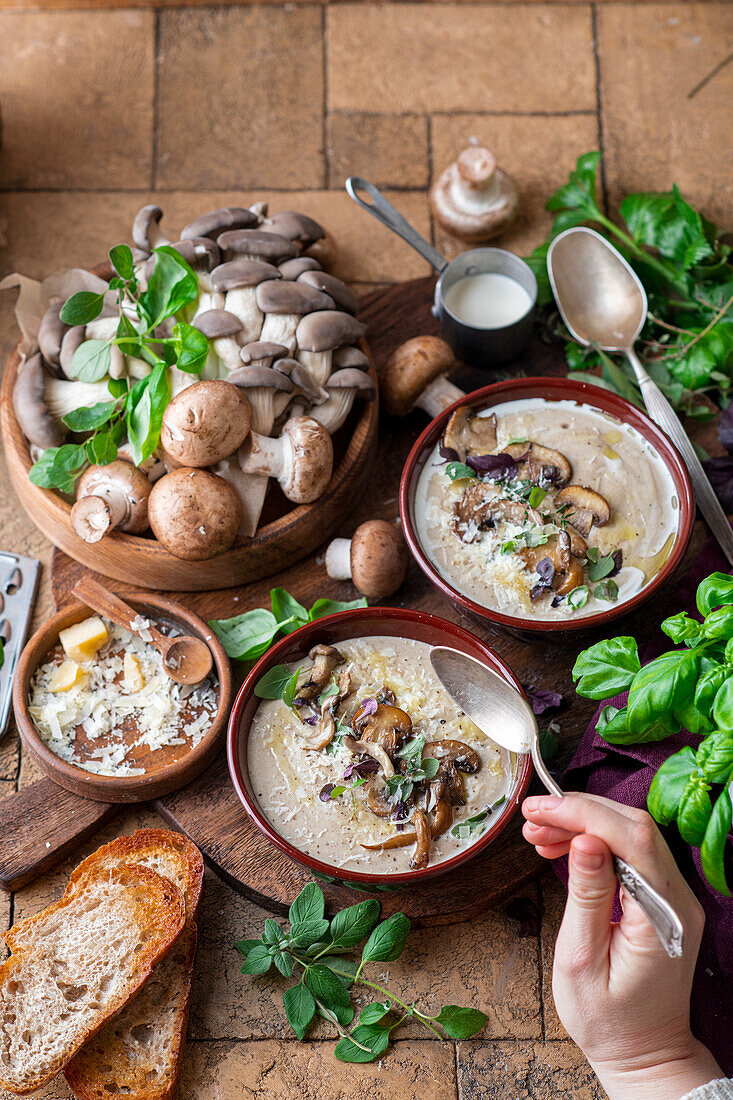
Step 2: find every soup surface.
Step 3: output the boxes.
[248,636,514,875]
[413,398,679,620]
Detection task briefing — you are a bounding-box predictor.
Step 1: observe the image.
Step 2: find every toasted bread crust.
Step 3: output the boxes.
[0,864,185,1095]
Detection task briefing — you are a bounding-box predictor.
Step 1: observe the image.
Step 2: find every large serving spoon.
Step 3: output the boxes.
[430,646,684,958]
[72,575,213,685]
[547,226,733,566]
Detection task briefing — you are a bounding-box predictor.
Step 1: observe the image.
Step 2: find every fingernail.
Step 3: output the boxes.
[572,847,605,873]
[524,796,562,813]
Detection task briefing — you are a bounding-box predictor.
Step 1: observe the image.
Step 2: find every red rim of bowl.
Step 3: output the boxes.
[399,377,695,634]
[227,606,533,887]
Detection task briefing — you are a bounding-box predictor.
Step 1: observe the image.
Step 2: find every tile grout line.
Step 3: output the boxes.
[590,0,608,212]
[151,9,161,190]
[426,114,436,247]
[537,875,546,1041]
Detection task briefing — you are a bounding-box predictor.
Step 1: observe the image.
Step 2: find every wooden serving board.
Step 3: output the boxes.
[19,276,713,923]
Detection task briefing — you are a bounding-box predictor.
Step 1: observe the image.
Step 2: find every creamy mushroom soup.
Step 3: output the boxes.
[413,398,679,621]
[248,636,514,874]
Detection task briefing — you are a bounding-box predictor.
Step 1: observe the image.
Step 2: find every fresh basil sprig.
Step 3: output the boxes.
[572,570,733,895]
[210,587,368,661]
[235,882,487,1060]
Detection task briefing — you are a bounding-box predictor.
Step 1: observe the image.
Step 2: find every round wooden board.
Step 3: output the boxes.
[7,274,717,924]
[1,300,379,590]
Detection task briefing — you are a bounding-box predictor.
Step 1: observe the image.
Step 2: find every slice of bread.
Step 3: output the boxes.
[0,863,185,1095]
[63,830,204,1100]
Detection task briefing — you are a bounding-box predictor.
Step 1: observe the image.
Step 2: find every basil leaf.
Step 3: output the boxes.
[334,1024,390,1063]
[602,705,677,745]
[115,312,144,358]
[588,552,616,582]
[647,746,697,826]
[538,726,558,760]
[126,362,169,464]
[283,983,316,1040]
[329,899,381,949]
[59,291,105,326]
[240,943,273,975]
[572,637,641,699]
[109,243,135,281]
[209,609,281,661]
[361,913,410,964]
[63,400,119,432]
[29,443,87,493]
[271,588,308,629]
[661,611,703,645]
[435,1005,487,1039]
[69,338,111,382]
[85,431,117,467]
[700,789,733,898]
[674,695,714,736]
[696,572,733,615]
[677,775,713,846]
[138,245,198,327]
[627,650,699,732]
[445,461,476,481]
[703,605,733,640]
[173,321,209,374]
[289,882,325,927]
[304,964,352,1009]
[308,597,368,621]
[694,666,728,717]
[358,1002,391,1025]
[697,731,733,783]
[255,663,296,700]
[291,918,331,948]
[567,585,589,609]
[281,666,303,709]
[713,677,733,732]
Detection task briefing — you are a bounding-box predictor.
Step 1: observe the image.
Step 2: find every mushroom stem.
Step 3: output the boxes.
[417,375,465,418]
[324,538,351,581]
[223,287,262,345]
[44,379,115,421]
[71,460,152,543]
[238,417,333,505]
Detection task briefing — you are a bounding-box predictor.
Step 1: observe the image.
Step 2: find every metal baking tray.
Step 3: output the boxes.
[0,552,40,738]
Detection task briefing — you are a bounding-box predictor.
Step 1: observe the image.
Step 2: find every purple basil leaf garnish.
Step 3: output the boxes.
[719,402,733,454]
[466,452,517,481]
[319,784,336,802]
[393,801,409,821]
[528,688,563,715]
[439,444,460,462]
[530,584,545,601]
[303,714,318,726]
[343,757,380,780]
[551,594,565,608]
[359,697,378,716]
[535,556,555,585]
[608,548,623,577]
[704,454,733,512]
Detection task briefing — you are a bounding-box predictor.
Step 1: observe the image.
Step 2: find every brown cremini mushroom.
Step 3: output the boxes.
[180,207,258,241]
[442,408,497,462]
[353,700,412,756]
[160,380,251,468]
[296,644,345,700]
[148,467,241,560]
[238,416,333,504]
[381,336,463,418]
[325,520,407,599]
[430,145,518,244]
[71,460,152,543]
[554,485,611,538]
[521,531,584,597]
[503,442,572,487]
[299,694,340,752]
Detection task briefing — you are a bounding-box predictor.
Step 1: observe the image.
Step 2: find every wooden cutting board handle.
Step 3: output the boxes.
[0,779,117,891]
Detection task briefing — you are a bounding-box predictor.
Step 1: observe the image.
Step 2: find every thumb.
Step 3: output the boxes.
[557,834,616,973]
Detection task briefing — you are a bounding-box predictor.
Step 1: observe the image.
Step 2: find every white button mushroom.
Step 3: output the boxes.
[71,460,153,543]
[210,259,281,345]
[160,379,252,468]
[294,311,367,389]
[430,145,518,244]
[380,336,464,419]
[257,280,334,356]
[148,467,242,561]
[306,368,376,434]
[325,520,408,599]
[238,416,333,504]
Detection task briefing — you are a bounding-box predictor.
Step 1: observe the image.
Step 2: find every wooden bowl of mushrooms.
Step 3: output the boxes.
[0,203,378,590]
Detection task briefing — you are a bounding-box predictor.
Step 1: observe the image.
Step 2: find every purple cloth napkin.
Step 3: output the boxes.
[558,537,733,1076]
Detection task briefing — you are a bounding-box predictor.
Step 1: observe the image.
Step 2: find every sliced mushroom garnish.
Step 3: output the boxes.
[521,531,584,596]
[423,740,481,774]
[295,644,344,701]
[298,694,338,752]
[353,701,412,756]
[502,442,571,487]
[554,485,611,538]
[409,809,431,870]
[343,736,394,778]
[451,484,541,542]
[442,408,497,463]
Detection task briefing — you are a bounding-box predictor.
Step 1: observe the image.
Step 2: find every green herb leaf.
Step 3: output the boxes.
[435,1005,487,1039]
[109,244,135,281]
[209,609,281,661]
[696,731,733,783]
[361,913,411,964]
[304,964,352,1010]
[282,666,303,709]
[274,951,294,977]
[68,338,111,383]
[545,150,602,220]
[291,918,331,949]
[63,399,119,432]
[703,605,733,641]
[126,361,170,464]
[359,1002,391,1026]
[85,431,117,466]
[445,462,476,481]
[255,663,296,700]
[271,588,309,629]
[333,1024,390,1063]
[572,636,641,699]
[29,443,87,493]
[395,734,425,772]
[528,486,547,508]
[697,573,733,616]
[173,321,209,374]
[593,579,619,603]
[662,611,704,646]
[712,677,733,732]
[325,957,360,988]
[588,551,617,582]
[234,938,261,959]
[677,775,713,846]
[329,899,381,949]
[567,585,589,610]
[308,597,369,621]
[620,186,713,271]
[627,650,699,733]
[241,943,273,975]
[59,291,105,326]
[263,918,286,945]
[289,882,325,927]
[139,245,198,328]
[538,726,559,760]
[700,789,733,898]
[694,666,728,718]
[283,983,316,1040]
[647,746,697,826]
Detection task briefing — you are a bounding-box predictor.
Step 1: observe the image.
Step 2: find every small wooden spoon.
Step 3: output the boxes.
[72,575,213,685]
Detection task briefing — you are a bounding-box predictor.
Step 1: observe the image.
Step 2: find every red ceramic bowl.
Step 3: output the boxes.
[227,607,532,889]
[400,377,695,637]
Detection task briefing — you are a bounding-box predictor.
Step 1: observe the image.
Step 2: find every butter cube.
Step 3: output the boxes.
[123,652,145,693]
[59,617,108,663]
[49,661,87,693]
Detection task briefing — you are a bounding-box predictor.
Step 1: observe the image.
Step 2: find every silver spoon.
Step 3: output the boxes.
[547,226,733,566]
[430,646,684,958]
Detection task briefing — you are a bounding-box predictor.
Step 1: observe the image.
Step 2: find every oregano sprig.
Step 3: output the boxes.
[235,883,487,1061]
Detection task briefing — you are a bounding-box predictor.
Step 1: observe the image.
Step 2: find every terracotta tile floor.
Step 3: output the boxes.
[0,2,731,1096]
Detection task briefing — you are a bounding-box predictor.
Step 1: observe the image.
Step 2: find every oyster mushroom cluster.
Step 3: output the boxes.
[13,202,376,560]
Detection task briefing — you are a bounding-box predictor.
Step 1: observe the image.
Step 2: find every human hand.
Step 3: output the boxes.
[522,793,722,1100]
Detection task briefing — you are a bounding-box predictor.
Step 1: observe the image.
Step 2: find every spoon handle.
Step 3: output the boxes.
[626,348,733,566]
[345,177,448,273]
[72,576,168,652]
[530,743,684,958]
